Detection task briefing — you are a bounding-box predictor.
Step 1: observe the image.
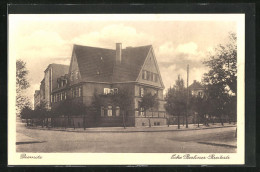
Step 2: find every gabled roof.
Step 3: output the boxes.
[44,63,69,73]
[189,81,205,90]
[73,44,152,83]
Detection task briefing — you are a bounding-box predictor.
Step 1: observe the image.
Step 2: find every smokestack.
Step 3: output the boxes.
[116,43,122,64]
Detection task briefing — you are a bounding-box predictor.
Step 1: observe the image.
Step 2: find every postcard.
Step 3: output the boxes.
[8,13,245,165]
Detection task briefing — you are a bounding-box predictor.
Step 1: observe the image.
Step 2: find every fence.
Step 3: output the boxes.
[135,111,167,118]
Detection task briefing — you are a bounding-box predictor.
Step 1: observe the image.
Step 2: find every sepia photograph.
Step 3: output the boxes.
[8,13,245,165]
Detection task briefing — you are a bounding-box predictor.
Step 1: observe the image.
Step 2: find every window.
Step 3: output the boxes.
[154,122,157,126]
[155,74,158,82]
[76,87,79,97]
[104,88,110,95]
[70,72,74,81]
[143,70,147,80]
[113,88,118,94]
[140,108,144,116]
[140,87,144,97]
[116,106,120,116]
[101,106,104,117]
[61,81,63,87]
[107,106,112,117]
[138,101,144,116]
[142,70,145,79]
[151,73,154,81]
[79,87,82,97]
[61,92,63,101]
[74,88,77,98]
[142,122,145,126]
[157,122,160,126]
[104,88,118,95]
[64,92,67,100]
[147,71,150,80]
[75,71,79,79]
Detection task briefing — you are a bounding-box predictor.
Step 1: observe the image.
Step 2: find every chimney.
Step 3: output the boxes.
[194,80,196,83]
[116,43,122,64]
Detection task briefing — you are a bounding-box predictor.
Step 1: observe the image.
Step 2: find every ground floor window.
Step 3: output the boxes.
[116,106,120,116]
[140,107,144,116]
[107,106,112,116]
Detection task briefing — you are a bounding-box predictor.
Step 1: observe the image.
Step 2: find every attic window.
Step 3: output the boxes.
[75,71,79,79]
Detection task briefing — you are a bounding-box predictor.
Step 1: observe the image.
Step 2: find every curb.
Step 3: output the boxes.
[197,142,237,149]
[27,125,236,133]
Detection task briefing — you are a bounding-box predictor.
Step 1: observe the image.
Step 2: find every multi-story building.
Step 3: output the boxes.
[43,64,69,109]
[51,43,167,127]
[36,64,69,109]
[34,90,40,109]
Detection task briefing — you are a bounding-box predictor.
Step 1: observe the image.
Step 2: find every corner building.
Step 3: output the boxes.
[52,43,167,127]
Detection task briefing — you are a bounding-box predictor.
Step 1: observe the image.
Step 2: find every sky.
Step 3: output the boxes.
[9,14,237,106]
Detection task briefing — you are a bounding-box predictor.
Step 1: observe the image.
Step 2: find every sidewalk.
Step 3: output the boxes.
[16,132,45,145]
[27,123,236,133]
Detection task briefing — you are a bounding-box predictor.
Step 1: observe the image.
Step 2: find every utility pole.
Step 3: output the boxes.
[186,64,189,128]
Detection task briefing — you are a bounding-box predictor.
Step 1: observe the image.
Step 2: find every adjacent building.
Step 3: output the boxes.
[36,64,69,109]
[189,80,205,97]
[34,90,40,109]
[51,43,167,127]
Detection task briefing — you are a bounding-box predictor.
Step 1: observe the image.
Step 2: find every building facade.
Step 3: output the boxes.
[36,64,69,109]
[34,90,40,109]
[51,43,167,127]
[189,80,205,97]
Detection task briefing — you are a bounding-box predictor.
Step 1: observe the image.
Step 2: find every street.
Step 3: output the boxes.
[16,120,237,153]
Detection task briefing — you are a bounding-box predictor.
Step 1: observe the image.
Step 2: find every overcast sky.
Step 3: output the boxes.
[9,14,237,106]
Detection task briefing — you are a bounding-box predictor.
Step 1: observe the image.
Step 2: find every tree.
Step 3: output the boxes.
[165,75,187,129]
[34,101,49,127]
[203,32,237,95]
[20,106,33,126]
[190,94,209,127]
[54,99,86,129]
[16,59,31,116]
[112,88,132,129]
[203,32,237,124]
[139,92,159,127]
